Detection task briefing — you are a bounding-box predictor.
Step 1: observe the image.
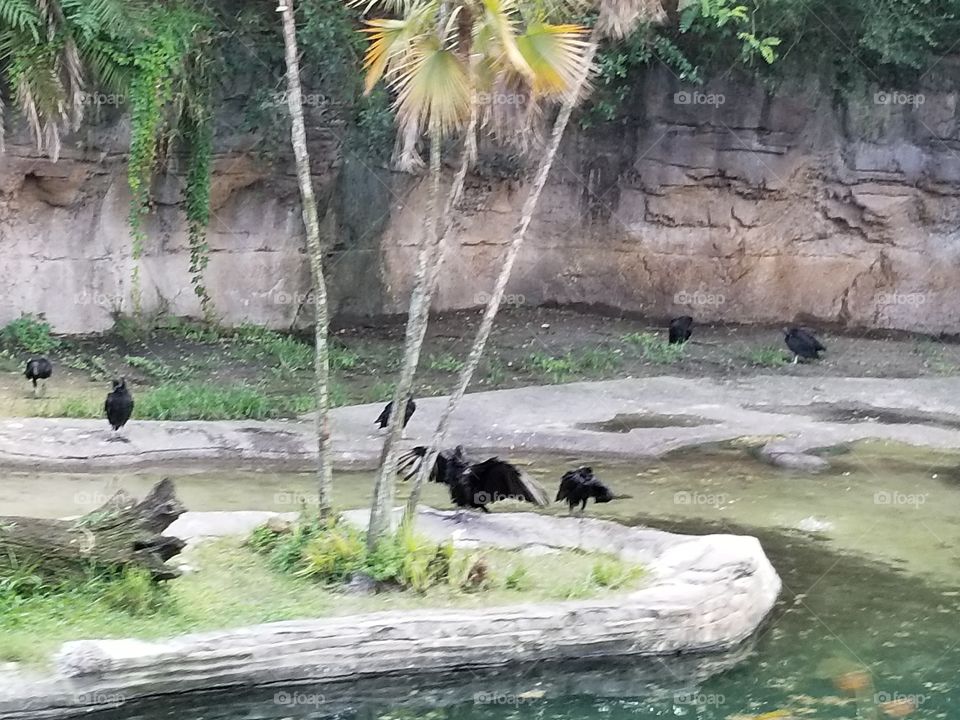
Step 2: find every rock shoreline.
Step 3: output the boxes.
[0,508,781,718]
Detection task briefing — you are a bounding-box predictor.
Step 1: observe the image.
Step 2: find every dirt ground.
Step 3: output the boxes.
[0,306,957,419]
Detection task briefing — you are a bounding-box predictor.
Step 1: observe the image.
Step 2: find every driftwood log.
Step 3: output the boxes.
[0,478,186,581]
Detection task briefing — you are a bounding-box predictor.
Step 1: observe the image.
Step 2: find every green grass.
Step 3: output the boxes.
[744,345,790,368]
[622,332,685,364]
[523,348,622,383]
[427,353,464,372]
[38,383,315,421]
[2,314,61,355]
[123,355,180,381]
[0,538,645,667]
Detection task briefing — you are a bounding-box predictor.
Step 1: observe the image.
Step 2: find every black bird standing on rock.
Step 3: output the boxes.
[784,327,826,364]
[24,357,53,397]
[105,378,134,438]
[668,316,693,345]
[376,396,416,438]
[556,466,629,514]
[397,445,549,515]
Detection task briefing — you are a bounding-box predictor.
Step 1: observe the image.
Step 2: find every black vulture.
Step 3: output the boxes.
[556,466,628,514]
[397,445,549,514]
[105,378,134,437]
[784,327,825,364]
[24,357,53,397]
[376,397,416,438]
[668,316,693,345]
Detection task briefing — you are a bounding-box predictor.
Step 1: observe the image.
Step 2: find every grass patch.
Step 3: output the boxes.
[136,383,313,421]
[0,527,645,667]
[2,314,61,355]
[622,332,685,364]
[427,353,464,372]
[744,345,789,367]
[523,348,622,382]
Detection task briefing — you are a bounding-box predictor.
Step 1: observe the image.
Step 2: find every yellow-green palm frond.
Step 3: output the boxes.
[392,38,471,136]
[597,0,667,39]
[479,0,534,81]
[360,5,435,95]
[515,22,591,100]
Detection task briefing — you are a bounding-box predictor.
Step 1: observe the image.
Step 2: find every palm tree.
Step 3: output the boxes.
[278,0,333,517]
[0,0,143,159]
[358,0,593,547]
[402,0,669,520]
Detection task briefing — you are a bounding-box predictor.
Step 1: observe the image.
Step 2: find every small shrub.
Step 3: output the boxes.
[622,332,685,364]
[296,525,367,583]
[3,314,60,355]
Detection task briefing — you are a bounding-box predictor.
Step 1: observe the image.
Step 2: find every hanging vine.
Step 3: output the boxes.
[183,104,214,319]
[124,3,214,320]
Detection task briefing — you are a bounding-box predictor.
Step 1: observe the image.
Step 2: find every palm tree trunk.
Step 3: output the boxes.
[367,120,445,549]
[402,37,601,522]
[279,0,333,518]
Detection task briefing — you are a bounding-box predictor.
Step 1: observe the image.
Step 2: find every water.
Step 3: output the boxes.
[6,441,960,719]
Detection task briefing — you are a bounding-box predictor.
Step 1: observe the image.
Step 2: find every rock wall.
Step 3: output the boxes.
[384,68,960,332]
[3,64,960,333]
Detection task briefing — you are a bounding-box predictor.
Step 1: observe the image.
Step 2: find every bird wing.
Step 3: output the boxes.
[375,401,392,426]
[556,470,578,502]
[396,445,427,482]
[468,458,549,506]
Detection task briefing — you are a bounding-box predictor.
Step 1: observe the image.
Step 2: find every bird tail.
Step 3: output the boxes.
[519,471,550,507]
[396,445,428,482]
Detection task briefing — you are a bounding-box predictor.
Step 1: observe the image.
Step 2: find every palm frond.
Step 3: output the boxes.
[392,38,471,136]
[597,0,667,39]
[515,22,591,100]
[479,0,535,80]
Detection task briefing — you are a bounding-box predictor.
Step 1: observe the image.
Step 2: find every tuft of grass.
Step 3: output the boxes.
[427,353,465,372]
[2,314,61,355]
[744,345,789,368]
[136,383,314,421]
[590,558,645,589]
[622,332,685,364]
[124,356,179,381]
[523,348,622,382]
[230,327,314,372]
[37,396,102,419]
[330,345,361,371]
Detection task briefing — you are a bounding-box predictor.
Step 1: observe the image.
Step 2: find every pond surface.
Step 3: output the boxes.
[6,441,960,719]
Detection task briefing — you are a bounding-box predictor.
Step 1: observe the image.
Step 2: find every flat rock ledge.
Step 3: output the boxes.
[0,509,781,718]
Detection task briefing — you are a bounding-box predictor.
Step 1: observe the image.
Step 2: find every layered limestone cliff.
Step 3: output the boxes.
[2,65,959,333]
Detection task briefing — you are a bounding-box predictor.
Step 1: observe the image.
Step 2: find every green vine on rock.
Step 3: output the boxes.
[184,106,214,320]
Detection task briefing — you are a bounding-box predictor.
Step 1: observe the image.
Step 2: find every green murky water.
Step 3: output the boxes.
[7,441,960,719]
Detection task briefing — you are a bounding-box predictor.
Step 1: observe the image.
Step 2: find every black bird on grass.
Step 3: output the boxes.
[24,357,53,397]
[556,466,629,514]
[668,316,693,345]
[784,327,825,364]
[105,378,134,439]
[376,396,416,438]
[397,445,549,515]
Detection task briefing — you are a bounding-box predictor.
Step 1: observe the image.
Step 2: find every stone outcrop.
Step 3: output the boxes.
[3,65,960,332]
[0,508,781,717]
